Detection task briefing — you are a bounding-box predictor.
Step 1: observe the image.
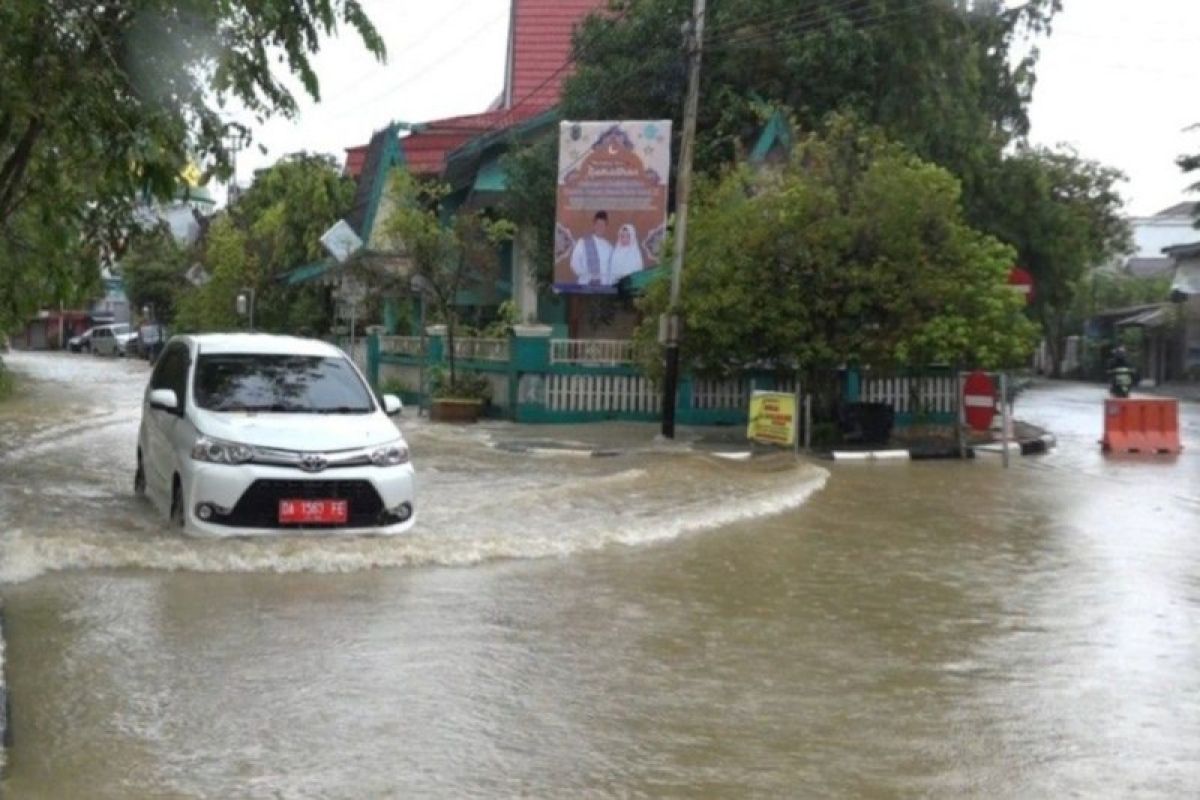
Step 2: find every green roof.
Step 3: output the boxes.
[282,258,336,286]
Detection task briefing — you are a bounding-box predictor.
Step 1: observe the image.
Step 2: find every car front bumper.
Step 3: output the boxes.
[181,460,416,538]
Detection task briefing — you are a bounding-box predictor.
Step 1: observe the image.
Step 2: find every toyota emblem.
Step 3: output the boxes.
[299,454,328,473]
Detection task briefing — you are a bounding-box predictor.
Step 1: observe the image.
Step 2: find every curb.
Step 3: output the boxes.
[831,433,1056,462]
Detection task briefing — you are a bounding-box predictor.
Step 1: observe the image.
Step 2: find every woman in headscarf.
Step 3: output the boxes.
[609,223,645,281]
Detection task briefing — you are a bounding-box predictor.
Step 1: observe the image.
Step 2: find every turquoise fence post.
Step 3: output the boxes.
[511,324,553,422]
[676,374,694,425]
[426,325,446,365]
[382,298,399,335]
[366,333,381,390]
[844,366,861,403]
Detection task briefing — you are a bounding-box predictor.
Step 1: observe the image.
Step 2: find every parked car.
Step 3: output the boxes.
[92,323,136,357]
[68,327,94,352]
[136,333,414,537]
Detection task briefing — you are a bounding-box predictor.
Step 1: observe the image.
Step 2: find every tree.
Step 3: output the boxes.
[171,152,355,334]
[120,224,191,323]
[1179,124,1200,224]
[383,170,514,394]
[0,0,383,330]
[634,118,1037,391]
[977,146,1130,375]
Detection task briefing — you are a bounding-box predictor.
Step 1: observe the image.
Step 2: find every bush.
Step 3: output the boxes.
[0,360,15,401]
[428,367,491,402]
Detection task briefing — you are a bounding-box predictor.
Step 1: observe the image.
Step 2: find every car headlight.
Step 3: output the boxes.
[191,436,255,464]
[370,442,410,466]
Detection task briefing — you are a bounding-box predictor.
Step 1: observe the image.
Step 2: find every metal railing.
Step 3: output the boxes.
[452,337,510,362]
[379,336,424,358]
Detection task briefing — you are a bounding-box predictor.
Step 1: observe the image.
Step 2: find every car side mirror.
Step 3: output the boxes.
[382,395,403,416]
[149,388,180,414]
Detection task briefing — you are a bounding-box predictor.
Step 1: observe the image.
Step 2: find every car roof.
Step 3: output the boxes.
[178,333,345,358]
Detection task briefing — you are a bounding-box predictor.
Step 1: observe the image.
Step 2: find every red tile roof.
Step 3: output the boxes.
[505,0,604,112]
[344,0,606,179]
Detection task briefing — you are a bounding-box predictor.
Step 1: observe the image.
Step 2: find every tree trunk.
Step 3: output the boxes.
[0,116,44,225]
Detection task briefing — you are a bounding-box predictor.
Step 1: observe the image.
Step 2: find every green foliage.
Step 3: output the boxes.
[427,366,491,402]
[171,153,353,334]
[1086,271,1173,312]
[0,0,382,331]
[635,118,1037,378]
[977,146,1131,374]
[382,169,515,386]
[0,358,14,402]
[120,224,191,323]
[500,137,558,288]
[1179,124,1200,213]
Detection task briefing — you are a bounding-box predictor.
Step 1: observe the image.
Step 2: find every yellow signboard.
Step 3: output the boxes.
[747,391,797,446]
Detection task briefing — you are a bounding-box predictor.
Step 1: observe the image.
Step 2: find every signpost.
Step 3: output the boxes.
[962,370,997,432]
[1008,266,1035,305]
[747,391,798,447]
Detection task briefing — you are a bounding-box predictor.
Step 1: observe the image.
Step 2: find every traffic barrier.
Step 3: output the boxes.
[1102,398,1182,455]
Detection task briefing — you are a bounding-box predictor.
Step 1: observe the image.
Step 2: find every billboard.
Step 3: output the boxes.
[554,120,672,294]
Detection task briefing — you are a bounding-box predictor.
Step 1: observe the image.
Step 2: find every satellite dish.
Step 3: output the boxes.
[321,220,364,264]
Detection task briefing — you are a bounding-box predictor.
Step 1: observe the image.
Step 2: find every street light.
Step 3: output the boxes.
[236,287,256,331]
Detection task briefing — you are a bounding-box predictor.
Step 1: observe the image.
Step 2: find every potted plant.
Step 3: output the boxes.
[427,366,491,422]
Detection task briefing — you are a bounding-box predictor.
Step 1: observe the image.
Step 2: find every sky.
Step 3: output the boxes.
[234,0,1200,217]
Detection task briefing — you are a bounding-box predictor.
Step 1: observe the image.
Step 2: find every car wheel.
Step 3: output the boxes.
[134,454,146,496]
[170,479,185,528]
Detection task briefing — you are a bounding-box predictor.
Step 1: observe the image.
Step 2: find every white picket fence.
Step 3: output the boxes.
[860,374,958,415]
[545,374,661,414]
[692,377,801,410]
[550,338,636,366]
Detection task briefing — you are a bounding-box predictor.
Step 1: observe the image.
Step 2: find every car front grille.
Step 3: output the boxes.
[219,479,386,529]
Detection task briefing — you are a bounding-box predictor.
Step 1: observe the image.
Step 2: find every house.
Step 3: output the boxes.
[286,0,609,335]
[1164,241,1200,379]
[1119,201,1198,277]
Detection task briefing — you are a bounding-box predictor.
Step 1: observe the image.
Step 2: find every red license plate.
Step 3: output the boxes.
[279,499,348,525]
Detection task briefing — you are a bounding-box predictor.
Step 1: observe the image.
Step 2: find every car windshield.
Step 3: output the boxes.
[194,353,375,414]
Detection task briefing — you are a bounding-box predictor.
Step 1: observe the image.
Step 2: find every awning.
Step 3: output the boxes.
[1171,259,1200,296]
[1116,306,1170,328]
[462,157,508,209]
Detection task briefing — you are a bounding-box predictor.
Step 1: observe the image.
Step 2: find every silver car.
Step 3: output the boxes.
[91,323,136,357]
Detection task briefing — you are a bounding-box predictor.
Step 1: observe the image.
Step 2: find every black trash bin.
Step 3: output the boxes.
[838,402,895,445]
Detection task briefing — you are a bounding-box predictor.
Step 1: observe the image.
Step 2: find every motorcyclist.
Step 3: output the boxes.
[1107,345,1135,398]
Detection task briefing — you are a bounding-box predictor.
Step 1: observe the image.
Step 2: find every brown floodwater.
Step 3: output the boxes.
[1,351,1198,798]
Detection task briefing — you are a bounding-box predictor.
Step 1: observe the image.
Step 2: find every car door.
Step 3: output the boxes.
[93,327,108,355]
[144,343,190,502]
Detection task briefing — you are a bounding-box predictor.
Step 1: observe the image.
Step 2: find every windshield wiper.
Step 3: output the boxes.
[315,406,371,414]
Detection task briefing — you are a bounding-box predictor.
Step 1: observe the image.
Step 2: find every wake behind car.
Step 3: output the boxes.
[136,333,415,537]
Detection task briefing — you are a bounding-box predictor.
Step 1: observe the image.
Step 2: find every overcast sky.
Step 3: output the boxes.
[235,0,1200,217]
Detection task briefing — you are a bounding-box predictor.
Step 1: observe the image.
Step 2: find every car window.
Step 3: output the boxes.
[112,324,130,335]
[193,354,375,414]
[151,344,190,408]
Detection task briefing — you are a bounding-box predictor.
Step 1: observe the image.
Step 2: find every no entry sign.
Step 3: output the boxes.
[1008,266,1034,305]
[963,371,997,431]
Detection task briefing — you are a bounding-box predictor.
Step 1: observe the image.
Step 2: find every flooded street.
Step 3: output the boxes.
[1,351,1199,798]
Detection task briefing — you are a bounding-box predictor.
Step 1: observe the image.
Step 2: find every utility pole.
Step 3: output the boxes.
[661,0,706,439]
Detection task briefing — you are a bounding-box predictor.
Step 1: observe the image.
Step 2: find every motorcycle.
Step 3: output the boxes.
[1109,366,1135,398]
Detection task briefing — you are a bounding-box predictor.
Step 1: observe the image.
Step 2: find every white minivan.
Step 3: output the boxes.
[136,333,415,537]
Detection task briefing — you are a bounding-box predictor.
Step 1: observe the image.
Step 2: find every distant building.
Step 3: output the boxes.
[1120,202,1198,278]
[1164,241,1200,378]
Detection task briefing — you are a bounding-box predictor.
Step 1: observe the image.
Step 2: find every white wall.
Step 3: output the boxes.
[1128,215,1197,260]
